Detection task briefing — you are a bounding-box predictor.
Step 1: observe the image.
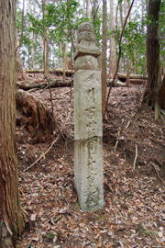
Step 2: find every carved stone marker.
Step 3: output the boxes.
[74,22,104,211]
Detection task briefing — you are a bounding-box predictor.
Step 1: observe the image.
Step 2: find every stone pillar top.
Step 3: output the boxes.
[78,22,93,32]
[74,22,101,60]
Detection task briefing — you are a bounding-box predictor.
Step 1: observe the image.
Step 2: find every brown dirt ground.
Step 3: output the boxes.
[16,80,165,248]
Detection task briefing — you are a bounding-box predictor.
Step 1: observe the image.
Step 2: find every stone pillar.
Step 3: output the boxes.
[74,22,104,211]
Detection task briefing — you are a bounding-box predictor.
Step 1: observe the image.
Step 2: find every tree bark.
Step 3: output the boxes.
[158,75,165,109]
[145,0,161,107]
[106,0,135,112]
[102,0,108,114]
[0,1,25,247]
[42,0,49,77]
[20,0,25,46]
[85,0,90,18]
[109,0,117,77]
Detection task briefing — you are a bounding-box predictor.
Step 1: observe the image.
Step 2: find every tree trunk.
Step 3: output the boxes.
[43,36,49,77]
[102,0,108,114]
[62,43,67,82]
[158,75,165,109]
[119,2,124,27]
[85,0,90,18]
[0,1,25,247]
[42,0,49,77]
[109,0,117,77]
[91,0,99,39]
[145,0,161,108]
[20,0,25,46]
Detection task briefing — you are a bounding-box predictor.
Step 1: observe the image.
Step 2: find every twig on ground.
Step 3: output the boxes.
[150,162,165,185]
[114,119,124,152]
[24,101,71,172]
[125,120,131,129]
[24,135,60,172]
[133,144,138,170]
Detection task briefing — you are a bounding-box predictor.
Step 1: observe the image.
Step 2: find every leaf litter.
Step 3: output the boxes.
[16,82,165,248]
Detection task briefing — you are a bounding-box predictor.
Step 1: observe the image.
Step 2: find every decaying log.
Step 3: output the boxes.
[16,89,55,135]
[26,69,74,77]
[128,79,147,85]
[25,69,147,85]
[117,73,147,82]
[17,79,129,90]
[108,79,127,87]
[16,76,145,91]
[16,79,73,90]
[26,70,147,81]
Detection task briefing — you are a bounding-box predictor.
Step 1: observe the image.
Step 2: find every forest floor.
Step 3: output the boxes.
[16,75,165,248]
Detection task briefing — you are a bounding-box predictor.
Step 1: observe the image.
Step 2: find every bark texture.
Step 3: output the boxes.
[146,0,161,106]
[42,0,49,77]
[109,0,117,76]
[102,0,108,113]
[158,75,165,109]
[0,1,24,247]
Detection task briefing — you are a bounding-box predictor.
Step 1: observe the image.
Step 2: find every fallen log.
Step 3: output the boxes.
[16,89,55,136]
[17,77,131,90]
[25,69,148,83]
[26,69,147,81]
[108,79,127,87]
[16,79,73,90]
[117,73,148,82]
[128,79,147,85]
[26,69,74,77]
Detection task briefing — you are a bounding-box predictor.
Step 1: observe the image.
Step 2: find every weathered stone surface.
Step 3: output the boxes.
[74,22,104,211]
[78,22,93,32]
[74,137,104,211]
[74,22,100,59]
[74,70,102,139]
[75,56,99,71]
[78,31,96,43]
[74,45,101,60]
[74,70,104,211]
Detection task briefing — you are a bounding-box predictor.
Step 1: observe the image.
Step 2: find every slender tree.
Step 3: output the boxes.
[109,0,117,77]
[42,0,49,77]
[102,0,108,113]
[0,1,25,247]
[145,0,161,111]
[85,0,90,18]
[20,0,25,46]
[105,0,135,112]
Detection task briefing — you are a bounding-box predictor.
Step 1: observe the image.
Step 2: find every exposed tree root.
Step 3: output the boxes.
[16,90,55,137]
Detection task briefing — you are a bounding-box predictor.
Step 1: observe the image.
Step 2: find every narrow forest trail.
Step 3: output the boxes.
[16,84,165,248]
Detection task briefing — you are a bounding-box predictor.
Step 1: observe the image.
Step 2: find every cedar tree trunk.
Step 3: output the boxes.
[102,0,108,114]
[146,0,161,107]
[42,0,49,77]
[0,1,24,247]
